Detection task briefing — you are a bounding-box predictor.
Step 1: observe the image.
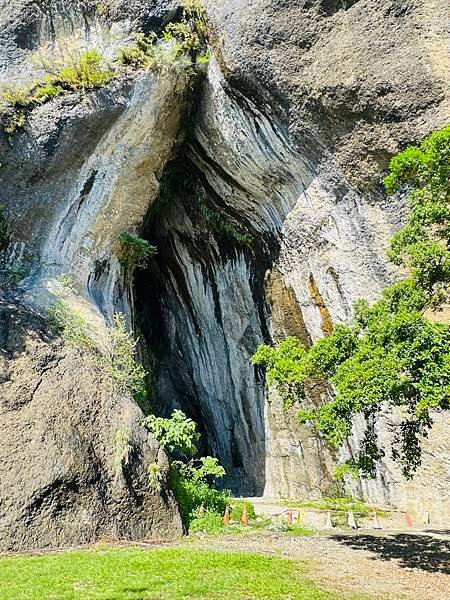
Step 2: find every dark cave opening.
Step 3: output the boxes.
[133,155,278,496]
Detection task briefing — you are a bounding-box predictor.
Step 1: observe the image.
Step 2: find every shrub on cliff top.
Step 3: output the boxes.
[0,49,114,134]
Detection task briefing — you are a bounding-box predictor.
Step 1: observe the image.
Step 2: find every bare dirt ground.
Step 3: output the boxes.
[190,529,450,599]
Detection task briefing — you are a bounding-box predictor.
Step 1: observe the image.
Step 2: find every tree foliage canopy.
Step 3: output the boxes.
[253,126,450,479]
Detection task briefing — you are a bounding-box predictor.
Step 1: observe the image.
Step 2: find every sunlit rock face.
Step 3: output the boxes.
[135,60,400,498]
[137,0,449,515]
[1,0,449,549]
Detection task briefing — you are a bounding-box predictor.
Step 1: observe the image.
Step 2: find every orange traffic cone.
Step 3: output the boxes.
[287,508,293,525]
[325,511,334,529]
[223,507,230,525]
[405,513,413,528]
[372,510,382,530]
[348,510,358,530]
[241,505,249,525]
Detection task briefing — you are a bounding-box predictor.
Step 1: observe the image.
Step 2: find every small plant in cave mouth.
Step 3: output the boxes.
[115,232,157,283]
[142,410,229,530]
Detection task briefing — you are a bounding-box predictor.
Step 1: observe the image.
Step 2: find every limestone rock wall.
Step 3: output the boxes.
[0,0,449,549]
[0,1,187,550]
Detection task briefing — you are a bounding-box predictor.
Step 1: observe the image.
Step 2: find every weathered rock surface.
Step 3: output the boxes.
[139,0,449,515]
[0,0,179,84]
[0,295,182,551]
[0,0,449,548]
[0,1,188,550]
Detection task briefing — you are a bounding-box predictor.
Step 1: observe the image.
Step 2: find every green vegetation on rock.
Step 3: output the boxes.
[0,49,114,134]
[197,193,252,248]
[48,300,97,350]
[1,4,210,136]
[142,410,229,529]
[113,426,132,475]
[0,547,335,599]
[253,126,450,480]
[116,232,157,283]
[105,312,147,402]
[117,32,160,69]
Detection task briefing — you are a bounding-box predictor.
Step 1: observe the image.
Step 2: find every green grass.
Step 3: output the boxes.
[0,547,336,600]
[281,496,388,518]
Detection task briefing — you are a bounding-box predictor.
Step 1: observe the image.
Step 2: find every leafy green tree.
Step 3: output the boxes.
[253,126,450,479]
[142,410,228,527]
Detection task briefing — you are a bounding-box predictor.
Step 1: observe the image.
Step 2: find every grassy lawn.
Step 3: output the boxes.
[0,546,336,600]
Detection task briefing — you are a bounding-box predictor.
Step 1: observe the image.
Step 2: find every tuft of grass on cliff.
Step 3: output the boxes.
[0,546,336,599]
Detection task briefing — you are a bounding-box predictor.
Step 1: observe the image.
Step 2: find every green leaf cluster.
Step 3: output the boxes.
[253,126,450,479]
[143,409,200,458]
[142,409,229,528]
[115,232,157,283]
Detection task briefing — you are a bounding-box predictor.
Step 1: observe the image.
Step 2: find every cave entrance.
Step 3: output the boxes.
[134,157,274,496]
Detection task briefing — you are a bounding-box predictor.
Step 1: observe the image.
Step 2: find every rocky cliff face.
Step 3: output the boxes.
[0,0,449,549]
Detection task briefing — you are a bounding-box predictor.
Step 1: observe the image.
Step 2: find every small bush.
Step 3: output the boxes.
[189,508,225,534]
[105,312,147,400]
[47,300,96,349]
[142,409,229,529]
[164,22,201,57]
[1,49,114,135]
[117,32,157,69]
[230,500,256,522]
[170,469,229,527]
[53,49,114,90]
[116,232,157,282]
[142,410,200,457]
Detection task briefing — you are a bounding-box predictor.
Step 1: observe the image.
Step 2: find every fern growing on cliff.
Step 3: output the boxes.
[253,125,450,480]
[116,232,157,283]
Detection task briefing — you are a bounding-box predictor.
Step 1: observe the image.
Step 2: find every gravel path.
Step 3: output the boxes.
[191,530,450,599]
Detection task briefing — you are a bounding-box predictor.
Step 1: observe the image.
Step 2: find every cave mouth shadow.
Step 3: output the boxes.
[134,157,273,499]
[330,532,450,574]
